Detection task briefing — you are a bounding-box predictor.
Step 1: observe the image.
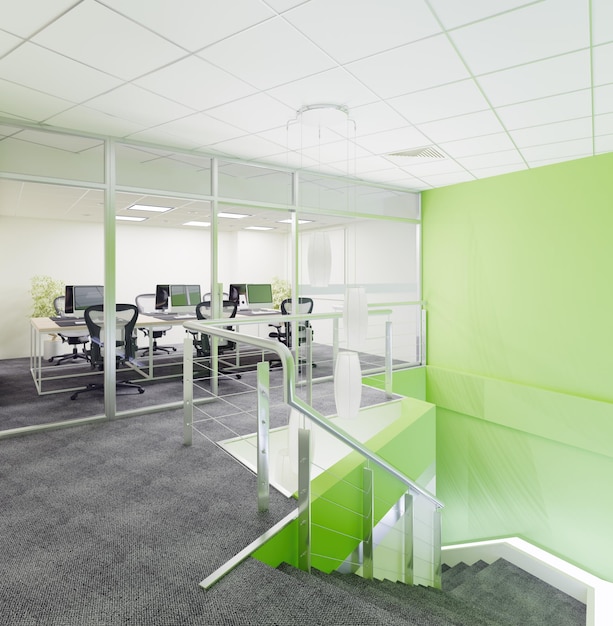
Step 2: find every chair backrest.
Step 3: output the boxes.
[54,296,65,317]
[84,304,139,366]
[195,300,237,354]
[280,297,314,316]
[135,293,156,314]
[196,300,237,320]
[202,292,230,304]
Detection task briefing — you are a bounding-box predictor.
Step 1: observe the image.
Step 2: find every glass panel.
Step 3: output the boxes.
[298,212,421,371]
[217,161,292,205]
[114,183,212,412]
[116,143,211,195]
[298,172,420,219]
[1,177,105,430]
[0,125,104,183]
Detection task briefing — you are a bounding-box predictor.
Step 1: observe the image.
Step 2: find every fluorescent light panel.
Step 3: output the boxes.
[245,226,273,231]
[116,215,146,222]
[218,211,250,219]
[128,204,174,213]
[277,218,314,224]
[184,221,211,227]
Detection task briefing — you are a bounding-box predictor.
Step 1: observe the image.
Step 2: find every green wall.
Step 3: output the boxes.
[422,153,613,581]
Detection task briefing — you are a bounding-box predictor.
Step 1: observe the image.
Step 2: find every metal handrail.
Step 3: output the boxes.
[183,319,443,509]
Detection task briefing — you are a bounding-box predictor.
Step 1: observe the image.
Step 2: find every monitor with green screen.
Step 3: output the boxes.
[246,283,273,308]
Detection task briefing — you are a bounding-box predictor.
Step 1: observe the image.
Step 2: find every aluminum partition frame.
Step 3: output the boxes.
[0,119,423,439]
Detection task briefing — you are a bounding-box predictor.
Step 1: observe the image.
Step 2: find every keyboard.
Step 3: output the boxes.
[249,308,276,315]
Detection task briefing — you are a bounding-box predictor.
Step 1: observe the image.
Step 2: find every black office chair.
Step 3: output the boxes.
[269,297,316,367]
[70,304,145,400]
[49,296,90,365]
[193,300,237,358]
[135,293,176,356]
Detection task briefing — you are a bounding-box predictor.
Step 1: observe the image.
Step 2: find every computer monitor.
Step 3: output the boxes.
[229,283,247,308]
[246,283,273,309]
[64,285,104,316]
[155,284,201,313]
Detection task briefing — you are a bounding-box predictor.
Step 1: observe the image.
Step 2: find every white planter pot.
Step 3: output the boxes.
[43,338,64,360]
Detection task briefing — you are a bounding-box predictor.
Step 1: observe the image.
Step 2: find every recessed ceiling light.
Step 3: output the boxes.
[128,204,174,212]
[277,218,313,224]
[245,226,273,231]
[218,211,251,219]
[184,221,211,227]
[116,215,146,222]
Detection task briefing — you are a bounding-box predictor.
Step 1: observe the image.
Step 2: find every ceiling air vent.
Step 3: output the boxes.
[388,146,446,159]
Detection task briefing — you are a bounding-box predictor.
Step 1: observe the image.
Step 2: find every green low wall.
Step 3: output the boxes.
[254,393,436,571]
[429,365,613,581]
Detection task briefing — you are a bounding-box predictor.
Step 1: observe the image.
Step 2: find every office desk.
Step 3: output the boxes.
[30,314,197,395]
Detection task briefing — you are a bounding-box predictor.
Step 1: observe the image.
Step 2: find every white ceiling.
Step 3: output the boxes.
[0,0,612,192]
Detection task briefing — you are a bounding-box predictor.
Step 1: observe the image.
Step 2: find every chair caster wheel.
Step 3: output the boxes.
[139,388,145,394]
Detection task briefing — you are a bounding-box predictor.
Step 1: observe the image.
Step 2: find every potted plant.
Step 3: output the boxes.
[30,275,65,359]
[271,276,291,310]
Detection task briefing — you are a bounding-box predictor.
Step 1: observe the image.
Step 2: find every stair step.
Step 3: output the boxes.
[449,558,586,626]
[208,558,413,626]
[315,568,512,626]
[442,559,489,591]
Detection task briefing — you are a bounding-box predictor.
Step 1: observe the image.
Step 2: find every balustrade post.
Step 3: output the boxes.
[257,361,270,512]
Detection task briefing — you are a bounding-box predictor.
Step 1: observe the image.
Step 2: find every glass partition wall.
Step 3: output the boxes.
[0,121,421,435]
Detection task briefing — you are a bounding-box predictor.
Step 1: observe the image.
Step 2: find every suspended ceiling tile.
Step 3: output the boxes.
[198,17,335,91]
[266,67,377,111]
[208,134,287,162]
[134,113,244,149]
[591,0,613,45]
[135,56,258,112]
[403,159,467,177]
[347,34,471,100]
[510,117,592,149]
[86,84,194,127]
[595,134,613,154]
[47,105,147,138]
[451,1,589,75]
[284,0,441,64]
[456,148,525,171]
[592,42,613,86]
[522,137,594,164]
[100,0,275,52]
[418,171,476,187]
[471,162,528,180]
[389,79,490,125]
[0,30,21,56]
[594,113,613,136]
[0,42,122,102]
[416,110,506,144]
[438,132,517,158]
[593,84,613,115]
[206,93,295,134]
[354,126,430,155]
[0,0,79,38]
[428,0,534,30]
[32,2,186,81]
[351,101,413,137]
[477,50,591,107]
[0,79,75,123]
[12,129,103,153]
[496,90,592,130]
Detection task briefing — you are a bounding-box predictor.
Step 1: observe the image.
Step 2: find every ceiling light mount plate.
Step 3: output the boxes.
[297,104,349,128]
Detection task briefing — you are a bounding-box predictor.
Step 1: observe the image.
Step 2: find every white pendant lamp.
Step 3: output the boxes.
[334,351,362,420]
[344,286,368,350]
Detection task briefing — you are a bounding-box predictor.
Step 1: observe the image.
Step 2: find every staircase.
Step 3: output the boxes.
[206,557,586,625]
